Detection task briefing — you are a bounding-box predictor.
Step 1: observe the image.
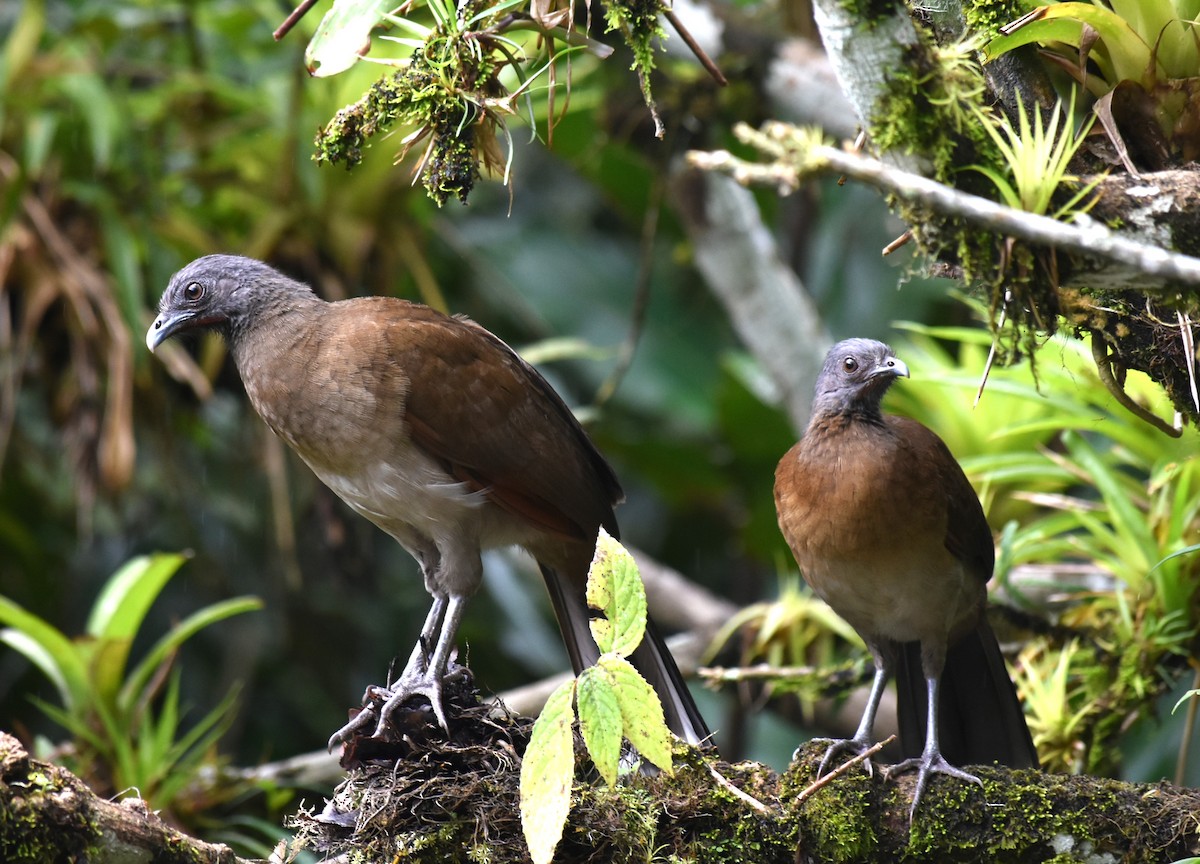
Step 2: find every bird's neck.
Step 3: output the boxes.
[807,405,887,436]
[226,291,323,380]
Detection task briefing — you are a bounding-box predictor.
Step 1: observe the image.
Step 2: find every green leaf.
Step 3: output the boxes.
[304,0,394,77]
[119,596,263,715]
[1062,431,1158,581]
[0,597,88,712]
[599,655,673,775]
[586,529,648,658]
[576,666,622,787]
[87,553,188,640]
[86,552,190,703]
[985,4,1152,85]
[521,680,577,864]
[1150,543,1200,573]
[56,73,120,169]
[1172,690,1199,713]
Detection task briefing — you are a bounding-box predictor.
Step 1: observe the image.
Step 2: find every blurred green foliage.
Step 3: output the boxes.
[0,552,260,820]
[6,0,1196,849]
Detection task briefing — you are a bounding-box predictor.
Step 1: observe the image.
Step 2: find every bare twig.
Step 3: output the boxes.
[687,122,1200,288]
[699,663,823,683]
[1178,310,1199,415]
[707,763,775,815]
[274,0,320,41]
[881,229,912,256]
[794,735,895,803]
[663,9,728,87]
[1090,330,1182,437]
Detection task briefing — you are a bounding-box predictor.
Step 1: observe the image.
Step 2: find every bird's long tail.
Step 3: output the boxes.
[539,562,711,746]
[896,616,1038,768]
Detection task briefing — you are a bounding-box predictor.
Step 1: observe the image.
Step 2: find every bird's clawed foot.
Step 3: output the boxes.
[327,660,472,752]
[806,736,878,778]
[886,751,983,818]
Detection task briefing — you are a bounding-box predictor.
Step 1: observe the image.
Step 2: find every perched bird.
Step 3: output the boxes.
[147,255,710,748]
[774,338,1036,816]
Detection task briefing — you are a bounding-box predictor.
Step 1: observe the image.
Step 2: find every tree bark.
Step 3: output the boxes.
[0,732,262,864]
[7,719,1198,864]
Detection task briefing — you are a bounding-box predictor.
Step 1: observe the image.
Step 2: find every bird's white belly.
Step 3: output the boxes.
[298,438,529,595]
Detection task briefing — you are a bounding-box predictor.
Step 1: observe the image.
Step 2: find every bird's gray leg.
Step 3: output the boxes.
[887,673,983,818]
[373,594,468,735]
[326,594,449,749]
[804,652,890,778]
[391,595,448,684]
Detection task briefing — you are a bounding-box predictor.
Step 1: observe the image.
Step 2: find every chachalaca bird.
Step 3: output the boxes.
[774,338,1037,816]
[147,255,710,748]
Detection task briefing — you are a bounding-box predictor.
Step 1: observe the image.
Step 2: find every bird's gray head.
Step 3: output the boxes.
[146,255,313,352]
[812,338,910,417]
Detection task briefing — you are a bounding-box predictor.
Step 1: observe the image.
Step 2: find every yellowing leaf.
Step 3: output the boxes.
[576,666,623,787]
[599,655,674,775]
[586,529,648,658]
[521,680,577,864]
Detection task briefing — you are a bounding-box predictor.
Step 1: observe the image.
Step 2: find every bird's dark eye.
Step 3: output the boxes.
[842,356,858,373]
[182,282,205,303]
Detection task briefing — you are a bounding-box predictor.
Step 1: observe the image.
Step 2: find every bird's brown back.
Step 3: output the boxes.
[230,294,621,547]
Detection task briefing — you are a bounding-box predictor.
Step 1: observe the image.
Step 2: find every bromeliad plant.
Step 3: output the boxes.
[0,553,262,817]
[970,93,1099,220]
[985,0,1200,171]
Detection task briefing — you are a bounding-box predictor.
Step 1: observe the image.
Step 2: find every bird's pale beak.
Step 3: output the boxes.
[146,310,195,352]
[871,356,910,380]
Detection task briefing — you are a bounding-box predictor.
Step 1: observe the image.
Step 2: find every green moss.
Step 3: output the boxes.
[313,19,498,203]
[603,0,668,118]
[782,746,881,864]
[868,32,998,184]
[961,0,1027,40]
[0,761,99,863]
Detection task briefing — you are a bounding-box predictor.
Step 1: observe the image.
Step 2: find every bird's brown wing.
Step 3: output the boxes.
[348,297,621,543]
[888,416,994,585]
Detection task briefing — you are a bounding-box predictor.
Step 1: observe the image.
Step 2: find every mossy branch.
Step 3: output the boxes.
[0,732,265,864]
[300,709,1200,864]
[688,122,1200,288]
[7,718,1200,863]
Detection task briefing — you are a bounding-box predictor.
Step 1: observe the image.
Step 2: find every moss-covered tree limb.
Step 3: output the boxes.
[688,122,1200,424]
[688,123,1200,289]
[756,0,1200,425]
[290,704,1200,864]
[8,713,1200,863]
[0,732,263,864]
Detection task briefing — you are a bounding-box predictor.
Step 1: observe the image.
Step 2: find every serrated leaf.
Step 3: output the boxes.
[586,529,648,658]
[576,667,622,787]
[521,680,577,864]
[599,655,673,775]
